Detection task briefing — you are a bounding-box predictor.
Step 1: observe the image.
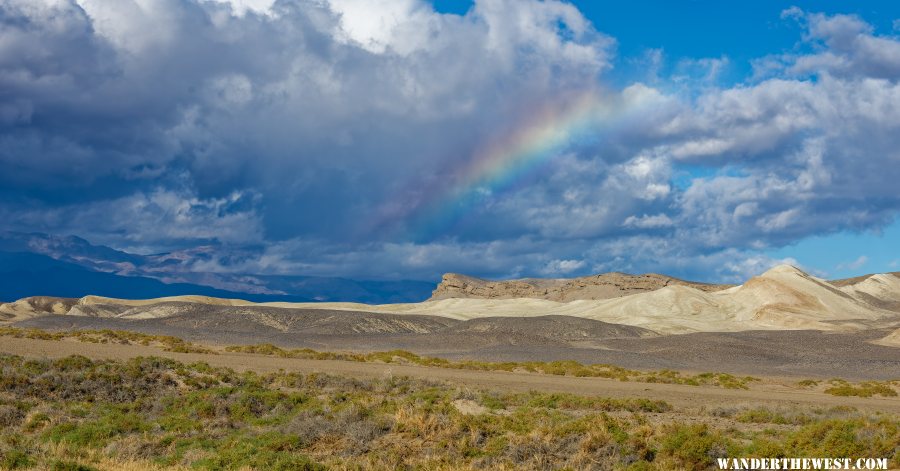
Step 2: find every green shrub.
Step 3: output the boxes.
[44,410,147,448]
[736,407,791,425]
[660,424,732,471]
[825,380,897,397]
[0,351,896,470]
[0,449,32,469]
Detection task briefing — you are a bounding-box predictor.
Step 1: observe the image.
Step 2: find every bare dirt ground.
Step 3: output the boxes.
[14,309,900,380]
[1,336,898,414]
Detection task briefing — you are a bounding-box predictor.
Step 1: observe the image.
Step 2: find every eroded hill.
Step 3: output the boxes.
[429,272,732,301]
[4,265,900,337]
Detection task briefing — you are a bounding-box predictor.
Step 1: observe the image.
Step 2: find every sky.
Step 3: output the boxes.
[1,0,899,283]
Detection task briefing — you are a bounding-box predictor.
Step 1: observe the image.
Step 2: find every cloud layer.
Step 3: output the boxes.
[1,0,899,282]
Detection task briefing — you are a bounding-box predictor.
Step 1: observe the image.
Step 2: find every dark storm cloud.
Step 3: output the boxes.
[1,1,899,281]
[0,0,612,246]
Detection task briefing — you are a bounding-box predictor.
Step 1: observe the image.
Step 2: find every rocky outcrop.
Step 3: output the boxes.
[429,272,732,302]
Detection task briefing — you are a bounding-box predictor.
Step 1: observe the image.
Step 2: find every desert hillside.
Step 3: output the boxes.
[429,272,732,301]
[306,265,900,334]
[4,264,900,378]
[3,265,900,337]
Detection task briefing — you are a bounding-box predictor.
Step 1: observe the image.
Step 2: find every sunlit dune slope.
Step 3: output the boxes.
[3,265,899,335]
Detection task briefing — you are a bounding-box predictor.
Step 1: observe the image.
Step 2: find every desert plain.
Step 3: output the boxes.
[1,265,899,470]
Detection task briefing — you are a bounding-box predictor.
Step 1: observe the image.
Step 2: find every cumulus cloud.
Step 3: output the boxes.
[1,2,899,282]
[541,259,586,276]
[0,0,610,232]
[790,10,900,79]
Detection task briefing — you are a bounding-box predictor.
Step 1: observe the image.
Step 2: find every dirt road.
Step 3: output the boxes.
[1,337,898,413]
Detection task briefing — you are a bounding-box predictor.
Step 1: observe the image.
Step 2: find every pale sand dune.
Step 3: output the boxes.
[839,273,900,309]
[81,295,256,307]
[730,265,878,319]
[0,296,79,322]
[5,265,900,336]
[290,265,899,333]
[721,265,891,331]
[874,328,900,347]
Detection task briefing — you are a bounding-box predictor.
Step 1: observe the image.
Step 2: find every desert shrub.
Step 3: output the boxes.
[0,355,180,403]
[44,409,148,448]
[335,406,393,454]
[281,411,339,447]
[736,407,811,425]
[709,407,737,418]
[49,461,98,471]
[0,446,32,470]
[782,418,899,460]
[479,392,508,410]
[0,328,213,354]
[825,380,897,398]
[521,393,671,413]
[716,374,759,390]
[219,343,765,390]
[0,404,24,427]
[0,352,896,470]
[659,423,732,471]
[503,432,582,468]
[188,432,323,471]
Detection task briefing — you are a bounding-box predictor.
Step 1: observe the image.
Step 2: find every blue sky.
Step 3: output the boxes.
[767,218,900,278]
[436,1,900,69]
[440,0,900,280]
[1,0,899,283]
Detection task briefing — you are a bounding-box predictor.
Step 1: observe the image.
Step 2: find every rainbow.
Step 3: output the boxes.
[370,88,637,240]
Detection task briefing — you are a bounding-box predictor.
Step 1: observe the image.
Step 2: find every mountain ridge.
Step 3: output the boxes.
[429,271,734,302]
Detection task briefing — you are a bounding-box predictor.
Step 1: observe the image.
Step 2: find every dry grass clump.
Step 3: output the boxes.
[226,343,759,389]
[0,327,212,354]
[0,353,897,470]
[729,405,862,426]
[3,328,758,389]
[824,379,898,398]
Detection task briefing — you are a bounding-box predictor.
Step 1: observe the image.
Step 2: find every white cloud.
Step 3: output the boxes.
[778,9,900,79]
[2,3,900,283]
[623,214,674,229]
[208,0,277,16]
[836,255,869,272]
[541,259,586,276]
[327,0,432,54]
[724,255,802,281]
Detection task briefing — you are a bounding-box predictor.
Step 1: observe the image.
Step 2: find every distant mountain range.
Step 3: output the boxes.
[0,232,435,303]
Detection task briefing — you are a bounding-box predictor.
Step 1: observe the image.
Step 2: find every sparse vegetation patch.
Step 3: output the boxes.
[824,379,898,398]
[0,327,212,354]
[225,343,761,389]
[0,354,896,470]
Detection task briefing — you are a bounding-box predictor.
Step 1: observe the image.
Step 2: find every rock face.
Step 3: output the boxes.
[429,272,732,302]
